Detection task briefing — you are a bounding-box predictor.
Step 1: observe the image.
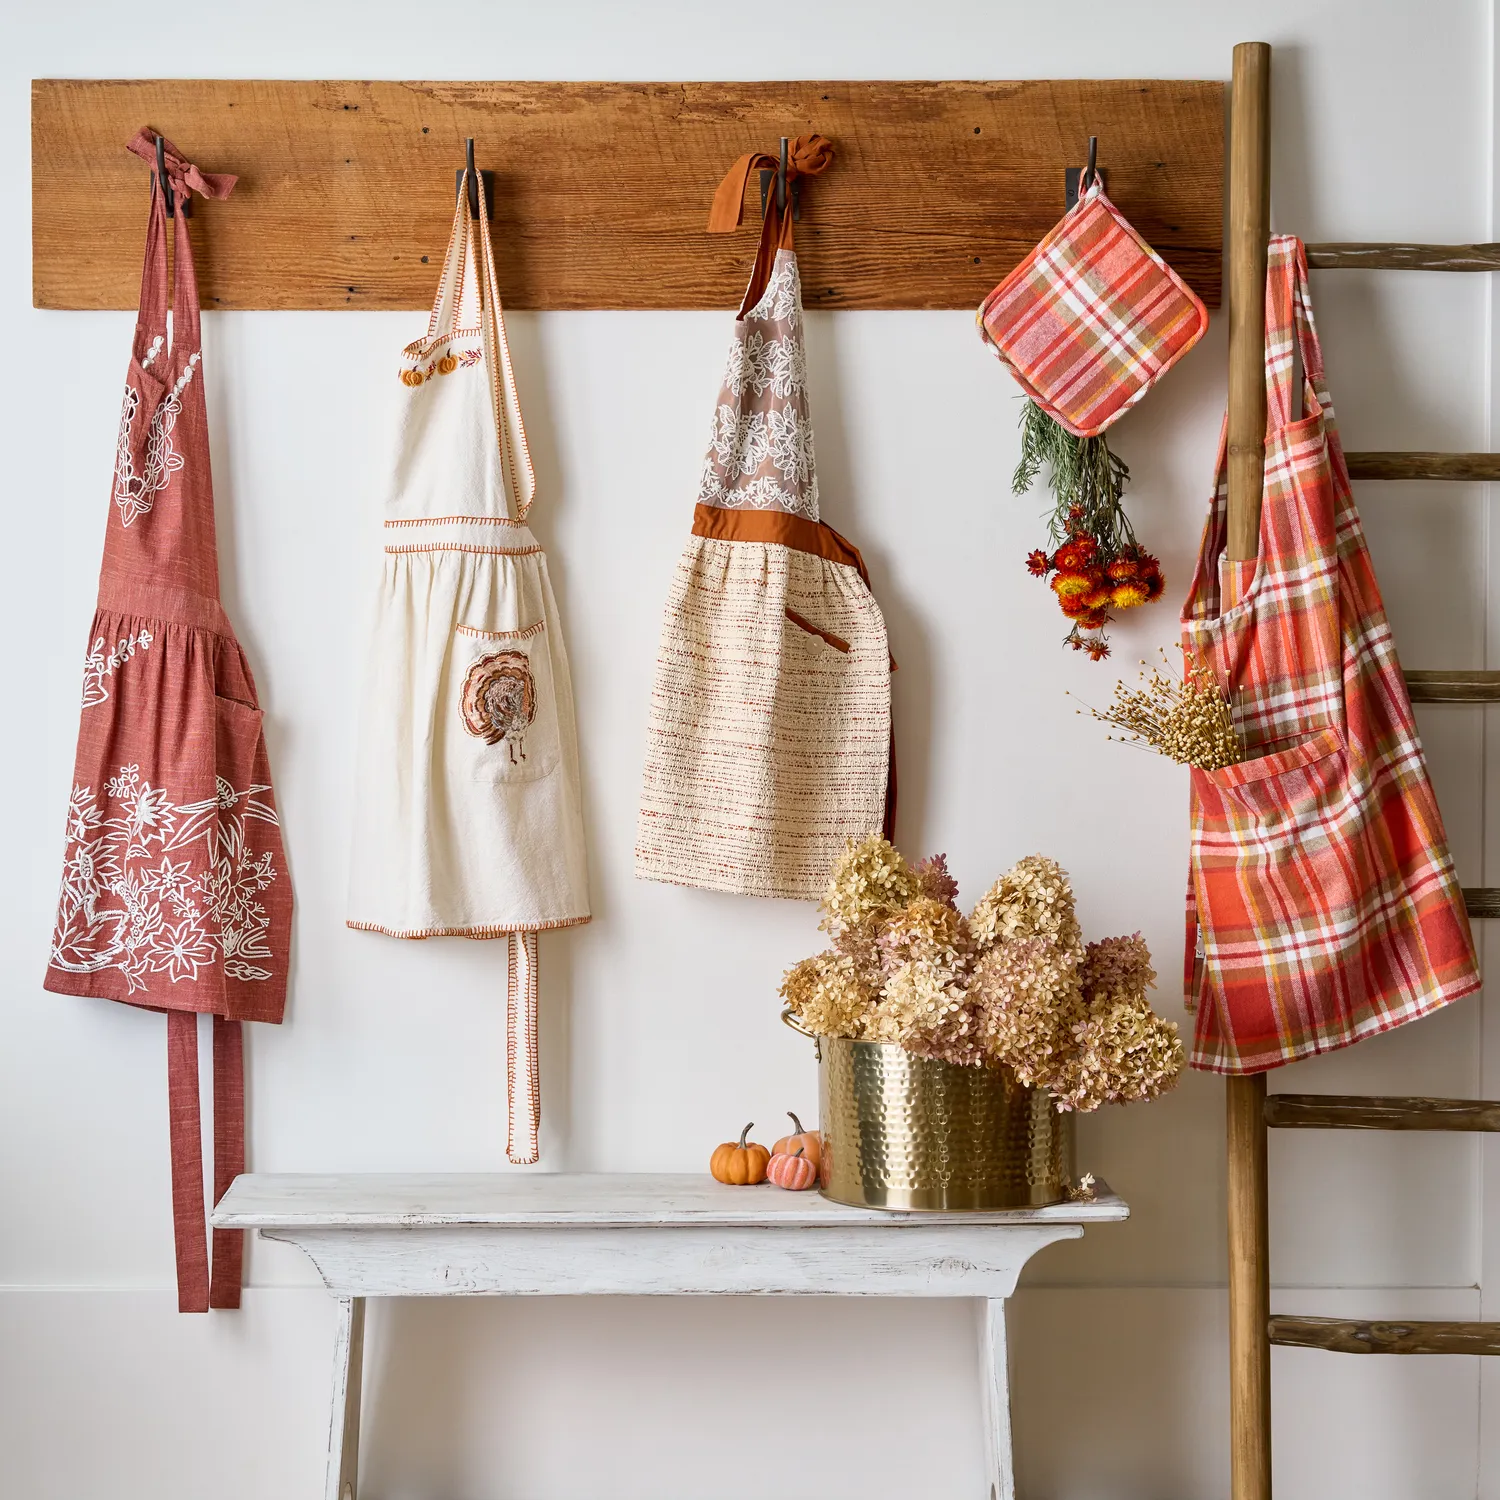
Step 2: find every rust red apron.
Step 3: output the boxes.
[44,132,292,1311]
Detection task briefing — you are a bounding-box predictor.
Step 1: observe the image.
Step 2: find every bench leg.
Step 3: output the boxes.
[325,1296,365,1500]
[978,1297,1015,1500]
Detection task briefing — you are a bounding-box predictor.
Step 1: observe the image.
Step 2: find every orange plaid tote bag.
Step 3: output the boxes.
[1181,236,1479,1074]
[977,176,1208,437]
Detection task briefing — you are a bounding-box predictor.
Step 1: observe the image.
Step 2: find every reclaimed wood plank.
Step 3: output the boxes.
[1307,242,1500,272]
[1269,1316,1500,1355]
[1345,451,1500,481]
[32,78,1223,311]
[1405,670,1500,702]
[1265,1094,1500,1132]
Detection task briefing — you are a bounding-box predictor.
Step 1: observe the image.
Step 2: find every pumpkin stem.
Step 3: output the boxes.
[738,1122,753,1148]
[791,1146,805,1158]
[787,1111,806,1134]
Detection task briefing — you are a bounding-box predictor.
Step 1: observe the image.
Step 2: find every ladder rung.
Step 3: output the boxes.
[1307,242,1500,272]
[1465,887,1500,919]
[1405,669,1500,702]
[1269,1316,1500,1355]
[1346,451,1500,481]
[1265,1093,1500,1132]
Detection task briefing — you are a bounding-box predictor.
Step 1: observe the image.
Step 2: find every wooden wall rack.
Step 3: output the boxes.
[31,78,1223,312]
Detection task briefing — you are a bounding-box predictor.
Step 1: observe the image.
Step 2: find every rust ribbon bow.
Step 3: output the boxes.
[707,134,834,231]
[125,127,238,202]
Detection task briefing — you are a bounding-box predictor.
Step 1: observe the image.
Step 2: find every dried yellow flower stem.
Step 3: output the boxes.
[1075,650,1243,771]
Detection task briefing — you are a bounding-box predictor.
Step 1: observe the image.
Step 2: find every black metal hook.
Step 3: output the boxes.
[1064,136,1102,212]
[758,136,802,222]
[456,137,496,220]
[154,133,175,219]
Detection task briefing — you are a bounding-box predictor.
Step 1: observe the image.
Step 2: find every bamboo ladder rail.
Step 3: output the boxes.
[1222,41,1500,1500]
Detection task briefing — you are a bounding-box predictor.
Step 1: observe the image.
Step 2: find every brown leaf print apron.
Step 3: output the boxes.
[44,131,292,1313]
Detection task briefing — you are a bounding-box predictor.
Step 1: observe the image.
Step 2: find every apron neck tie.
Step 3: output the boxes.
[125,127,238,206]
[709,136,834,316]
[707,134,834,233]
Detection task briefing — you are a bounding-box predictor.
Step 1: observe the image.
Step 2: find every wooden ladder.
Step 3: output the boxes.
[1224,41,1500,1500]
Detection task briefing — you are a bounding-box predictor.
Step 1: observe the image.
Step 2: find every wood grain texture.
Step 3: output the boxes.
[1345,451,1500,481]
[1307,242,1500,272]
[1227,1069,1272,1500]
[1224,43,1271,565]
[32,78,1224,312]
[1268,1316,1500,1356]
[258,1221,1084,1298]
[1265,1093,1500,1132]
[1224,43,1273,1500]
[1405,669,1500,702]
[325,1298,363,1500]
[212,1171,1128,1228]
[1464,887,1500,919]
[978,1299,1015,1500]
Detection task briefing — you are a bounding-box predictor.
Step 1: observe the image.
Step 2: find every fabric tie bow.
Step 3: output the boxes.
[707,134,834,231]
[125,127,238,203]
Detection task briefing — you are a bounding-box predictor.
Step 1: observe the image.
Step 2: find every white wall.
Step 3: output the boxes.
[3,2,1495,1496]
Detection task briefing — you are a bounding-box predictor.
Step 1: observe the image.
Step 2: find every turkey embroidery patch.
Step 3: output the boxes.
[460,649,538,763]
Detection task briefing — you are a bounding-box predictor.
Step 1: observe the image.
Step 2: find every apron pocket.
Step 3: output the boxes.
[453,620,560,784]
[1192,726,1347,851]
[214,693,265,788]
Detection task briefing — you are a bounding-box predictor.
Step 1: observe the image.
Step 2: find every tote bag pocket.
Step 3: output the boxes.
[453,620,560,785]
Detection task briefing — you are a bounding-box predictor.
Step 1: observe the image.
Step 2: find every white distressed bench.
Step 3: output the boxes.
[214,1172,1127,1500]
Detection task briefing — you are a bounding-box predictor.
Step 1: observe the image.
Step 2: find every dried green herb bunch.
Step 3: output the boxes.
[1077,649,1243,770]
[1013,400,1164,659]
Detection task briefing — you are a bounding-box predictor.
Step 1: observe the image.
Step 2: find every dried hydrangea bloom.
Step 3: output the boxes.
[820,835,920,935]
[1055,991,1184,1111]
[967,936,1087,1089]
[876,896,970,978]
[832,912,885,985]
[912,853,960,910]
[968,855,1083,956]
[1080,932,1156,1002]
[779,951,878,1039]
[868,957,971,1052]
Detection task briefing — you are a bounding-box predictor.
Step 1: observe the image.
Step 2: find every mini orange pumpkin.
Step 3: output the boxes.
[436,354,459,375]
[771,1112,822,1170]
[766,1146,818,1191]
[710,1123,770,1185]
[400,367,425,387]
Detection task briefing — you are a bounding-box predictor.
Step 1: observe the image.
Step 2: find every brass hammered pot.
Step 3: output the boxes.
[783,1011,1075,1211]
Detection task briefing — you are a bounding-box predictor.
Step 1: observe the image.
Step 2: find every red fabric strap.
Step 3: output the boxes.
[125,128,238,203]
[167,1012,245,1313]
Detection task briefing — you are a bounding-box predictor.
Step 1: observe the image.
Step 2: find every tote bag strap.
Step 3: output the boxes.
[471,170,536,522]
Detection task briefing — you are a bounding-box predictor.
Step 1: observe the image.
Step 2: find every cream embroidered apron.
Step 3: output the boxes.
[348,173,590,1163]
[636,152,893,900]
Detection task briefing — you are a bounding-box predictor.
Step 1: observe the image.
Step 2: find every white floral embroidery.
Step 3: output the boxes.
[722,330,806,402]
[113,353,201,528]
[699,470,819,520]
[50,763,282,992]
[80,628,154,709]
[767,405,816,487]
[745,255,802,326]
[711,405,771,477]
[763,336,806,399]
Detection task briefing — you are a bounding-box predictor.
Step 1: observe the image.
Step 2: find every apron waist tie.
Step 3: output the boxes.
[506,932,541,1165]
[167,1011,245,1312]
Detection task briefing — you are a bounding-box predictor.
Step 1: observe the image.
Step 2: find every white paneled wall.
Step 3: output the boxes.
[3,2,1496,1497]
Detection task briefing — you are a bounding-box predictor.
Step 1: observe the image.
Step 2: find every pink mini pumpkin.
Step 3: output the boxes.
[766,1146,818,1191]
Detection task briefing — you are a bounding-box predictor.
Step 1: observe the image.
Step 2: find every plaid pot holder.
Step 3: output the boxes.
[977,178,1209,438]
